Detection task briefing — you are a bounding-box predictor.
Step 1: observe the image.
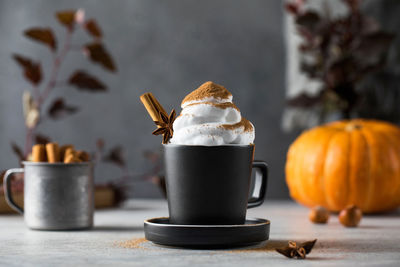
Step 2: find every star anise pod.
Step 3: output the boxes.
[152,109,176,144]
[276,239,317,259]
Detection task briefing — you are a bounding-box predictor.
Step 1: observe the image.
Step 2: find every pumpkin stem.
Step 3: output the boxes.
[345,123,362,131]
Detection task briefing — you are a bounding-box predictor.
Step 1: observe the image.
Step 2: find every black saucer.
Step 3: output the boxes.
[144,217,270,248]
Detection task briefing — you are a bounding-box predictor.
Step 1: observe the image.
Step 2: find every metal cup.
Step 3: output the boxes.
[3,162,94,230]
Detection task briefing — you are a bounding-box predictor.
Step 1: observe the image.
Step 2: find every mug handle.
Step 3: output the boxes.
[247,161,268,209]
[3,168,24,214]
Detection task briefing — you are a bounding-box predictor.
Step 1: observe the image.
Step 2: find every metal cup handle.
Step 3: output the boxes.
[3,168,24,214]
[247,161,268,209]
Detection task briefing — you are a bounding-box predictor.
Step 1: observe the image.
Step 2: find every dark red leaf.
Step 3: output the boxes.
[68,70,107,91]
[35,133,51,145]
[103,146,125,168]
[85,19,102,38]
[285,3,299,15]
[48,98,79,119]
[12,54,42,85]
[11,142,24,162]
[24,27,57,51]
[83,43,116,72]
[55,10,76,30]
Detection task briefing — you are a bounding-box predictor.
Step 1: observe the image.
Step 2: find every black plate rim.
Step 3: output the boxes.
[144,217,270,228]
[144,217,270,248]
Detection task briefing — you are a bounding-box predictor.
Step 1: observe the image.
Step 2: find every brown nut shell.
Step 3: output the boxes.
[309,206,330,224]
[339,205,362,227]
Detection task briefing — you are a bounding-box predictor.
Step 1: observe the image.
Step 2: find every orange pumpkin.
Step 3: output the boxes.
[285,119,400,213]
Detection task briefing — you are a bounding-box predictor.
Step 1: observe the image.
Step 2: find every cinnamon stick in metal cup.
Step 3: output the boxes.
[46,142,60,163]
[76,150,90,162]
[32,144,46,162]
[60,144,74,161]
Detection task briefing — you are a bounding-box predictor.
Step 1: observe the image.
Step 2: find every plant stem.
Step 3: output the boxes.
[23,29,74,157]
[32,85,40,101]
[38,29,73,106]
[24,127,33,159]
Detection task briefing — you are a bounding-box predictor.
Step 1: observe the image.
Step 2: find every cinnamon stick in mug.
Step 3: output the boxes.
[46,143,60,163]
[32,144,46,162]
[140,93,167,122]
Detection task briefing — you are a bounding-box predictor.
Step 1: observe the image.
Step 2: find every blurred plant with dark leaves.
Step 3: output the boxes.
[1,9,165,201]
[3,9,131,194]
[285,0,397,121]
[12,9,116,161]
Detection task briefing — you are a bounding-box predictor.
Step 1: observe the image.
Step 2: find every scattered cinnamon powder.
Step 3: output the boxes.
[185,101,239,111]
[182,81,232,105]
[116,238,148,249]
[115,238,284,253]
[220,118,253,132]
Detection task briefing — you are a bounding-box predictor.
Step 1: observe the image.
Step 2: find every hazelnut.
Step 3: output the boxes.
[339,205,362,227]
[309,206,330,224]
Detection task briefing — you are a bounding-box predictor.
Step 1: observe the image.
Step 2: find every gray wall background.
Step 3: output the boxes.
[0,0,298,198]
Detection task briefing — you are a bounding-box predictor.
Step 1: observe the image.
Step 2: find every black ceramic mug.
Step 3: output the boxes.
[163,144,268,225]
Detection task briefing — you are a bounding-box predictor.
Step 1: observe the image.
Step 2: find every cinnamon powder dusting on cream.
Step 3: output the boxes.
[185,101,239,111]
[220,118,253,132]
[182,81,232,105]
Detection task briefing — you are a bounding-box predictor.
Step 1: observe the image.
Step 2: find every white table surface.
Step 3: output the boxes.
[0,199,399,267]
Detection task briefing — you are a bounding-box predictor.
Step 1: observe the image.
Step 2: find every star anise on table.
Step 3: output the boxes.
[276,239,317,259]
[152,109,176,144]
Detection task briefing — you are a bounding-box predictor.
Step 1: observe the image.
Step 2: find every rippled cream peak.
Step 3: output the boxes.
[170,81,255,146]
[181,81,233,108]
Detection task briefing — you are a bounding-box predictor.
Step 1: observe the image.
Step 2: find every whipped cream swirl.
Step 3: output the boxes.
[169,82,255,146]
